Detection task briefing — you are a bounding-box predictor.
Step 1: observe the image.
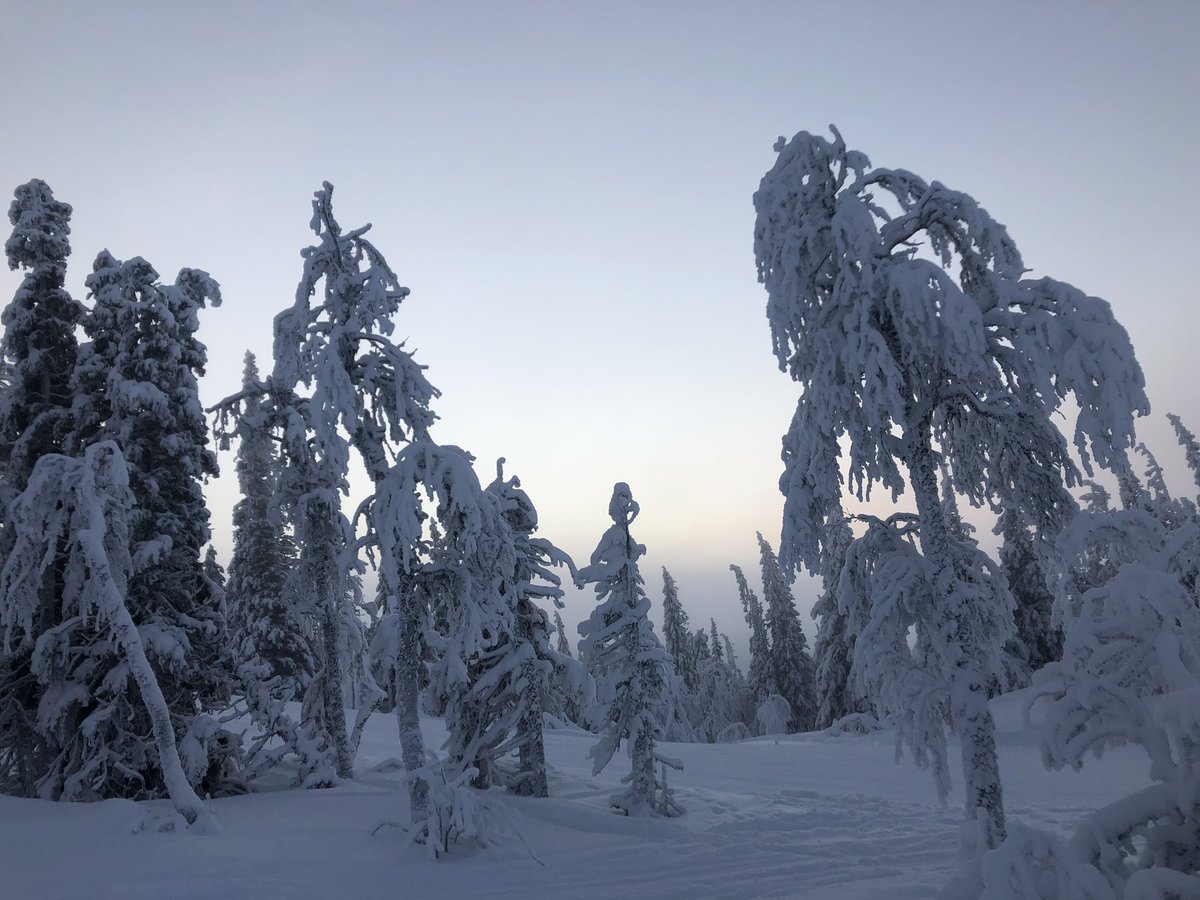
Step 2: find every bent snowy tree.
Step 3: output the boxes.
[0,443,208,827]
[753,127,1147,849]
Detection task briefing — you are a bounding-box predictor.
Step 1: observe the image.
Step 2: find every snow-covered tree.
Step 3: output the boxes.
[0,179,83,796]
[720,633,740,676]
[957,493,1200,898]
[753,694,793,737]
[660,567,695,691]
[810,514,867,728]
[1031,572,1200,894]
[692,628,710,665]
[839,514,1015,812]
[506,468,576,782]
[758,533,817,732]
[1055,437,1198,627]
[224,352,312,692]
[754,126,1148,847]
[577,483,682,816]
[203,546,226,596]
[691,634,754,743]
[418,454,520,790]
[730,563,774,702]
[475,459,575,797]
[553,610,572,659]
[56,251,226,799]
[545,610,588,729]
[0,443,210,827]
[0,180,82,502]
[265,182,438,798]
[1168,413,1200,493]
[996,508,1061,674]
[360,441,527,851]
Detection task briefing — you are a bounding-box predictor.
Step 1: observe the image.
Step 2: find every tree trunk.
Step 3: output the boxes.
[516,653,549,797]
[394,596,428,825]
[906,420,1007,850]
[320,592,353,779]
[628,681,656,816]
[348,427,433,821]
[306,504,352,780]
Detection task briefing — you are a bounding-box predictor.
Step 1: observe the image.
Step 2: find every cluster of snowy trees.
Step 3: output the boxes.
[0,181,224,824]
[1,120,1195,891]
[0,179,703,846]
[657,533,820,743]
[755,126,1198,896]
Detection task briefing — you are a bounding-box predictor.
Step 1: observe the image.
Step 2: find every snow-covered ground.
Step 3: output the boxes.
[1,692,1150,899]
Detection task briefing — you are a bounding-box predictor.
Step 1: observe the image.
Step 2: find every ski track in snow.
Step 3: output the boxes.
[0,693,1151,899]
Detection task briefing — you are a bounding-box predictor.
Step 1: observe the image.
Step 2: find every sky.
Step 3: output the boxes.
[2,1,1197,655]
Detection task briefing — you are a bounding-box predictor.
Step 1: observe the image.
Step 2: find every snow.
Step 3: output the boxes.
[0,690,1152,899]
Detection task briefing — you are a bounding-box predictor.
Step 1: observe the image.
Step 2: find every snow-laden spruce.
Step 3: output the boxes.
[754,126,1148,848]
[419,451,521,793]
[357,442,538,852]
[0,443,211,829]
[691,618,754,743]
[0,180,81,500]
[486,461,576,795]
[59,250,227,799]
[731,559,798,738]
[758,533,817,733]
[577,483,682,816]
[730,563,775,706]
[405,455,574,804]
[1168,413,1200,493]
[0,179,84,796]
[996,509,1061,676]
[212,357,333,788]
[809,513,867,729]
[660,567,695,692]
[225,352,312,693]
[545,608,588,728]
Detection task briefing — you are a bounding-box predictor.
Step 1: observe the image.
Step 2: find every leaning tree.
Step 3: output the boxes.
[753,126,1147,848]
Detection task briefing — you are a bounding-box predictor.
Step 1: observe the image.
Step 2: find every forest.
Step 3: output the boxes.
[1,127,1198,900]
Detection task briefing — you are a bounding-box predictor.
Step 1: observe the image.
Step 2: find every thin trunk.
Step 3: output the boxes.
[906,418,1007,850]
[307,505,352,780]
[629,673,656,816]
[394,597,428,824]
[348,429,432,826]
[320,595,352,778]
[516,653,548,797]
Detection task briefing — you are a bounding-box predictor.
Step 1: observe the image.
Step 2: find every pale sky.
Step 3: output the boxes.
[2,1,1197,655]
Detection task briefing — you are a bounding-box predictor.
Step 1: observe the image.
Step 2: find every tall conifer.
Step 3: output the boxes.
[758,533,817,732]
[0,180,83,796]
